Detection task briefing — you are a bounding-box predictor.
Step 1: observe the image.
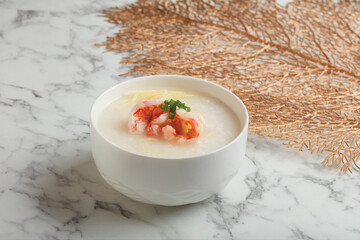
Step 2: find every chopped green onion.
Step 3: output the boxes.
[158,99,191,120]
[159,104,168,111]
[169,112,175,119]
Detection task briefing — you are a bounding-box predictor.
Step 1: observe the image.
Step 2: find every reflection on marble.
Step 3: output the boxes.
[0,0,359,239]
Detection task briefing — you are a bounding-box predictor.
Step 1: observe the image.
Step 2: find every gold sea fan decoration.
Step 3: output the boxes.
[97,0,360,173]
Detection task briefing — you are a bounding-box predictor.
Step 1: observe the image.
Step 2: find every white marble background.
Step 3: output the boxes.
[0,0,359,239]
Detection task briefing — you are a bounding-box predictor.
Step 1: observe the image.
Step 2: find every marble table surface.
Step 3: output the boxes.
[1,0,359,239]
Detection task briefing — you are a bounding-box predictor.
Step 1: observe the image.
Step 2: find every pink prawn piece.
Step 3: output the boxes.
[164,109,205,143]
[146,112,169,137]
[128,99,164,134]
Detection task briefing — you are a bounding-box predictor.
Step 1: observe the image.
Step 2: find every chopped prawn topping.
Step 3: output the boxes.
[129,100,205,143]
[128,100,164,134]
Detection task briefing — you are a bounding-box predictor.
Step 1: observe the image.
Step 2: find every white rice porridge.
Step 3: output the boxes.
[97,90,241,158]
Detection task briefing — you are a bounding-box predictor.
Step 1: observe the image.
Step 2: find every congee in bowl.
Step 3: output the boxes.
[90,75,248,206]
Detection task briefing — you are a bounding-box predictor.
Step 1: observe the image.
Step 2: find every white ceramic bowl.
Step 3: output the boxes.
[90,75,248,206]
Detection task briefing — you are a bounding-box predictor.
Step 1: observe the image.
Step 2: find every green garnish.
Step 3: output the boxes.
[159,99,191,119]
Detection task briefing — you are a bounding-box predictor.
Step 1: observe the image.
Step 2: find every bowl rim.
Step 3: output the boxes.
[90,74,249,161]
